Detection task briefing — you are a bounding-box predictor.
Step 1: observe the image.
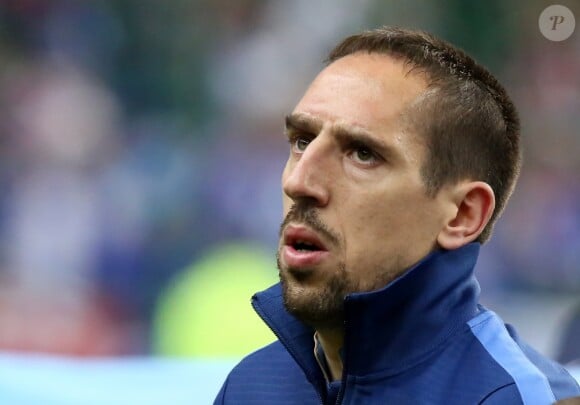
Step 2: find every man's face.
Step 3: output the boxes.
[277,53,454,329]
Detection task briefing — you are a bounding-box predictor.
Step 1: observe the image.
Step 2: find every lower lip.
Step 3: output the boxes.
[281,245,329,268]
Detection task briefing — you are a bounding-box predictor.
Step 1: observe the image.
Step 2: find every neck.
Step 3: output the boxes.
[317,328,344,381]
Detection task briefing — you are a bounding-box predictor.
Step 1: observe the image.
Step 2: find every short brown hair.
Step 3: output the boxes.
[327,27,521,242]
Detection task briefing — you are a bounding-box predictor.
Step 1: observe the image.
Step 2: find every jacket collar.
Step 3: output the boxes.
[252,243,482,382]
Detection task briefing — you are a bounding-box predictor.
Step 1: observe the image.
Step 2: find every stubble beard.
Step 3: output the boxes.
[277,202,351,330]
[277,255,352,331]
[277,201,407,331]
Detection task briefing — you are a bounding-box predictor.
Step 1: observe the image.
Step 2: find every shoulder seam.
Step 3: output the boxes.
[478,382,517,404]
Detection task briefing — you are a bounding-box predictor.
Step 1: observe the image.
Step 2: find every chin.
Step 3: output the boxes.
[279,265,349,330]
[281,284,344,330]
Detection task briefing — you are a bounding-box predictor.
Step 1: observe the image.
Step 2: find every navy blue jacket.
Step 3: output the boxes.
[215,244,580,404]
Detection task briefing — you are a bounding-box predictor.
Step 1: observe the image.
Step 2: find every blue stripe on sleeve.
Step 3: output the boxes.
[468,312,556,405]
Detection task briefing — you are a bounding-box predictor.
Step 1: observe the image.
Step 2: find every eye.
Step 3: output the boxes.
[289,135,312,153]
[353,147,374,162]
[348,143,380,166]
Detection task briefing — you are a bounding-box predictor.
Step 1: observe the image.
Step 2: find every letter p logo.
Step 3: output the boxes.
[539,5,576,41]
[550,15,565,30]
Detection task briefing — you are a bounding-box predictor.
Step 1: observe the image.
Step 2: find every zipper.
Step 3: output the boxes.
[251,298,326,405]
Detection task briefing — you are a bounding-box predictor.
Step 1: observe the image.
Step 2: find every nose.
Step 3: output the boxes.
[282,137,331,207]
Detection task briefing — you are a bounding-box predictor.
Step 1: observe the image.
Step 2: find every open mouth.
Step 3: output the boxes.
[281,224,330,270]
[293,240,322,252]
[284,225,327,253]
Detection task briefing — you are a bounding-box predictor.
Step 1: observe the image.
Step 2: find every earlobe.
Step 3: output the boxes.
[437,182,495,250]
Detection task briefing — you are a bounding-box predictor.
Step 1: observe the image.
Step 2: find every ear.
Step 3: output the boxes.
[437,181,495,250]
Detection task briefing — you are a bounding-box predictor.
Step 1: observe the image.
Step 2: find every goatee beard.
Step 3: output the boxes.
[277,253,351,331]
[278,201,348,330]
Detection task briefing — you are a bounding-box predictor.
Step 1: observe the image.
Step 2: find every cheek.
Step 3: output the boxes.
[345,194,425,252]
[343,205,419,280]
[340,196,396,258]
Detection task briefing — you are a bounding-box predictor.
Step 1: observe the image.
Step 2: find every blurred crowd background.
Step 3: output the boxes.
[0,0,578,361]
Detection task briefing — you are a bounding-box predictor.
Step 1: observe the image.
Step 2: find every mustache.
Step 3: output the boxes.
[279,201,340,246]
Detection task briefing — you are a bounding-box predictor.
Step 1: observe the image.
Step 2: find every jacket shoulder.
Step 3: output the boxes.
[467,310,580,403]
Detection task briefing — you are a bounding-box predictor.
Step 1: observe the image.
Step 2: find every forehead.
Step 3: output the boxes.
[294,52,427,135]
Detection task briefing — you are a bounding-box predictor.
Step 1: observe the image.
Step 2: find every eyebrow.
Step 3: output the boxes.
[334,125,386,151]
[285,113,322,135]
